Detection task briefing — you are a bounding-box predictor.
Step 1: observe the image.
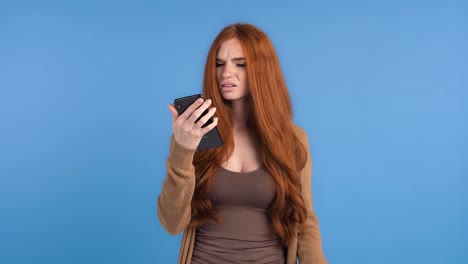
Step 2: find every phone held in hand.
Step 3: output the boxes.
[173,94,223,150]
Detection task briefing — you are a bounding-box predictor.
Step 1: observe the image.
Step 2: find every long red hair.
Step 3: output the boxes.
[191,23,308,246]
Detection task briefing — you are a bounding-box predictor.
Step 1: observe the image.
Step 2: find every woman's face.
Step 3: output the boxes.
[216,38,250,101]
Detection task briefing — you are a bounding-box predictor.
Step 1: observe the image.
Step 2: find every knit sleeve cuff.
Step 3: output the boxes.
[167,135,197,169]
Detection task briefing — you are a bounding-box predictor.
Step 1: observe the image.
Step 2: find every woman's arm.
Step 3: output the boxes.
[158,98,218,235]
[157,136,197,235]
[295,126,328,264]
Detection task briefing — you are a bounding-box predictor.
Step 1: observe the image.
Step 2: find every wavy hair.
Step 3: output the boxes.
[191,23,308,245]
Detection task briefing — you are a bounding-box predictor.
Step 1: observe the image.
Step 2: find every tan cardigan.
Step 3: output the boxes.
[158,125,328,264]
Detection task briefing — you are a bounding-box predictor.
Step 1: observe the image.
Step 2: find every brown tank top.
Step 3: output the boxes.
[191,165,286,264]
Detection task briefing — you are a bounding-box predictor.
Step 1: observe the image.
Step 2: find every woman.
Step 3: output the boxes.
[158,23,327,264]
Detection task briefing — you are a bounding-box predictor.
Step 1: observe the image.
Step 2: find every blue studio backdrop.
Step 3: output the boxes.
[1,0,467,263]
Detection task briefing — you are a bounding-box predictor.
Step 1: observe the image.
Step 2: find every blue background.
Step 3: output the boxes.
[1,0,467,263]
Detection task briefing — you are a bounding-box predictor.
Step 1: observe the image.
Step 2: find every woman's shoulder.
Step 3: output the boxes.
[292,123,309,142]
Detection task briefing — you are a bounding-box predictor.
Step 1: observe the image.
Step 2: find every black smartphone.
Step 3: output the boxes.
[173,94,223,150]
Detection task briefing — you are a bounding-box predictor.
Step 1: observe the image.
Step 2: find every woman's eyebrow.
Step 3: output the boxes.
[232,57,245,62]
[216,57,246,62]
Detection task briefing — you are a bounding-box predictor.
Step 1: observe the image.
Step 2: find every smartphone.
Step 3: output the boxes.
[173,94,223,150]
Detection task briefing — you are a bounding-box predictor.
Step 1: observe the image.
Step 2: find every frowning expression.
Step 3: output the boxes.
[216,38,250,101]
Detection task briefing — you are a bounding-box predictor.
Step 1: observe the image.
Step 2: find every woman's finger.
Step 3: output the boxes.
[189,99,212,123]
[200,117,219,135]
[179,98,205,120]
[195,107,216,128]
[168,104,179,123]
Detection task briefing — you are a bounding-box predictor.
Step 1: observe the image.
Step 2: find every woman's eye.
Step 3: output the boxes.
[237,63,246,67]
[215,63,224,67]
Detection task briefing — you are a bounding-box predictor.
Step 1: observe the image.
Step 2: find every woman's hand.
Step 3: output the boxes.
[168,98,218,150]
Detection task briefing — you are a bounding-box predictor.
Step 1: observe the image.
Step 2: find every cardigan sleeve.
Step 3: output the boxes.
[295,126,328,264]
[157,135,197,235]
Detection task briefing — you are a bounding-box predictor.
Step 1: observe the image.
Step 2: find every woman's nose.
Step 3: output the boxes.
[222,64,234,78]
[222,71,232,78]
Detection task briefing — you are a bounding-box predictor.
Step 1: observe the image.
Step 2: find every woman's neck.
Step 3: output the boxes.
[229,97,250,131]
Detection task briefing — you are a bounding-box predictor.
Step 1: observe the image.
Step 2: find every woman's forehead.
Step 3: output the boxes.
[217,38,244,59]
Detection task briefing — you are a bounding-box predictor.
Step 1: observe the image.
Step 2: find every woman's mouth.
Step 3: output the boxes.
[221,83,237,91]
